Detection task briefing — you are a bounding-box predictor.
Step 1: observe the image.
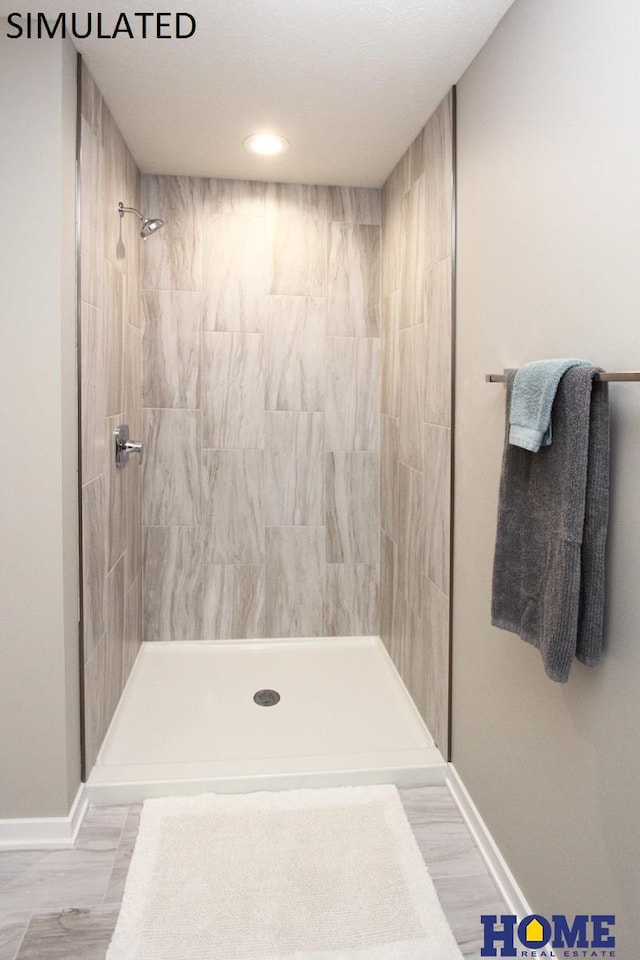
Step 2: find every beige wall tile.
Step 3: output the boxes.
[326,452,379,563]
[400,175,426,329]
[207,178,266,217]
[326,337,379,452]
[380,532,397,655]
[381,290,400,418]
[142,290,201,408]
[79,120,104,310]
[202,450,264,564]
[264,412,324,526]
[424,424,451,596]
[124,459,142,589]
[203,214,265,331]
[141,175,204,291]
[201,332,264,449]
[104,260,124,418]
[142,409,201,525]
[123,573,142,681]
[398,323,426,471]
[324,564,379,636]
[329,186,381,225]
[81,476,106,663]
[265,527,325,637]
[424,95,453,268]
[124,321,142,440]
[424,257,452,427]
[265,183,328,296]
[143,527,202,642]
[202,565,265,640]
[397,462,425,618]
[381,414,399,539]
[81,303,107,484]
[105,415,127,570]
[264,296,325,412]
[327,223,380,336]
[421,577,449,753]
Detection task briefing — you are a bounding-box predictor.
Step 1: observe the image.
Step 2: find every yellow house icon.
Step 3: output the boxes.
[525,918,545,943]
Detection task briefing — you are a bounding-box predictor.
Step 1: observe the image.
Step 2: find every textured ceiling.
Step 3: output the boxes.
[1,1,515,185]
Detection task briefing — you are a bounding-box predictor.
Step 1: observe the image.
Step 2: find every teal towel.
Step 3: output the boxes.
[509,358,591,451]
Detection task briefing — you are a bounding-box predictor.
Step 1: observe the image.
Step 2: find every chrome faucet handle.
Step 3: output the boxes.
[115,424,144,468]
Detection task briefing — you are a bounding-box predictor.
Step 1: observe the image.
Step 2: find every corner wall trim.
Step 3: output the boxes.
[445,763,532,919]
[0,784,88,851]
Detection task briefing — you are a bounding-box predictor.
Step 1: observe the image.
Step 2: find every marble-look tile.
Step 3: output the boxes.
[202,565,265,640]
[201,332,264,449]
[124,457,141,589]
[327,223,380,337]
[105,415,127,571]
[79,120,104,310]
[379,531,397,655]
[104,257,124,419]
[381,290,400,418]
[423,93,453,269]
[431,873,505,959]
[399,786,461,826]
[381,415,399,540]
[411,820,485,881]
[206,178,266,217]
[142,290,201,408]
[202,450,264,564]
[101,107,130,267]
[143,527,202,643]
[400,174,426,329]
[393,593,426,722]
[381,161,406,299]
[325,338,379,452]
[103,805,141,906]
[324,564,379,636]
[264,412,324,526]
[203,214,265,331]
[264,296,325,412]
[75,805,128,853]
[80,302,107,484]
[396,462,425,618]
[424,424,451,596]
[424,257,452,427]
[15,906,119,960]
[409,124,426,186]
[422,576,450,753]
[105,554,125,714]
[81,477,106,664]
[80,61,103,137]
[0,913,30,960]
[329,186,381,225]
[265,527,324,638]
[265,182,329,297]
[398,323,426,472]
[326,452,379,563]
[83,631,108,772]
[0,852,46,889]
[141,175,204,291]
[142,409,201,525]
[124,321,142,441]
[123,573,142,681]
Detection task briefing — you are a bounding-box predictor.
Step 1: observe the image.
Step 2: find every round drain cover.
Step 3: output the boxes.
[253,689,280,707]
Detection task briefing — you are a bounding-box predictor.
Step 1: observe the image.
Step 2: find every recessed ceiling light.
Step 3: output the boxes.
[244,133,290,156]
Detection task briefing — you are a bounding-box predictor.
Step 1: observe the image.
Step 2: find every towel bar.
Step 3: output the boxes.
[485,371,640,383]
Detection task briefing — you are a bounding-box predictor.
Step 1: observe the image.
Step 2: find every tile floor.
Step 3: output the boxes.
[0,786,507,959]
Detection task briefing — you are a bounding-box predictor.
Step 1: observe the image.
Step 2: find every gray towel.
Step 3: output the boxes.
[491,366,610,682]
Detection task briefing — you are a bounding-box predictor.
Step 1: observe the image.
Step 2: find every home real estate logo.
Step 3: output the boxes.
[480,913,616,958]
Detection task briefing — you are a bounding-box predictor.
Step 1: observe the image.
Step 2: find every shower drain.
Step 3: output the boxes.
[253,689,281,707]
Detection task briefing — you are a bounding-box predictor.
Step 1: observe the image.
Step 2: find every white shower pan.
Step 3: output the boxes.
[86,636,446,804]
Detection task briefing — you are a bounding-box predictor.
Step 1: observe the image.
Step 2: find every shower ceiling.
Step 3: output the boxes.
[2,0,515,185]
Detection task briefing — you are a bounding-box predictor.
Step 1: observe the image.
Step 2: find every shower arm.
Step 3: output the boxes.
[118,202,145,221]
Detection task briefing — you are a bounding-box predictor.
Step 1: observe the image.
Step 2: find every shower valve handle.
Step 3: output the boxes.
[115,424,144,468]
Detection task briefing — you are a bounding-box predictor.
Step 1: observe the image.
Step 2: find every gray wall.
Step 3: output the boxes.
[454,0,640,951]
[140,177,380,641]
[0,32,80,818]
[380,95,454,752]
[78,62,144,771]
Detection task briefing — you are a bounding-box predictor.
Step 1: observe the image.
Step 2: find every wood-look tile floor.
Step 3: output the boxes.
[0,787,506,959]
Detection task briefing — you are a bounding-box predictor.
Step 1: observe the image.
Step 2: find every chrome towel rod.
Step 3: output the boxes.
[485,371,640,383]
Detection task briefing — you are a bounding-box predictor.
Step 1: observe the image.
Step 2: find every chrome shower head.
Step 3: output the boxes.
[118,202,165,240]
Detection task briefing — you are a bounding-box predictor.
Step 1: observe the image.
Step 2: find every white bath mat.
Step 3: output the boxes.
[107,785,463,960]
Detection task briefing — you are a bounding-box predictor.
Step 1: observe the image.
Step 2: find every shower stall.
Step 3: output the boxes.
[78,59,454,802]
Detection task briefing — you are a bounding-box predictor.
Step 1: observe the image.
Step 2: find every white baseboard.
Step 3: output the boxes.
[0,783,88,850]
[445,763,532,920]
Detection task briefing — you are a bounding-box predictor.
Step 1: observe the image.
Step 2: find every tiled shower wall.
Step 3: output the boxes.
[140,177,381,641]
[380,94,454,752]
[79,62,143,769]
